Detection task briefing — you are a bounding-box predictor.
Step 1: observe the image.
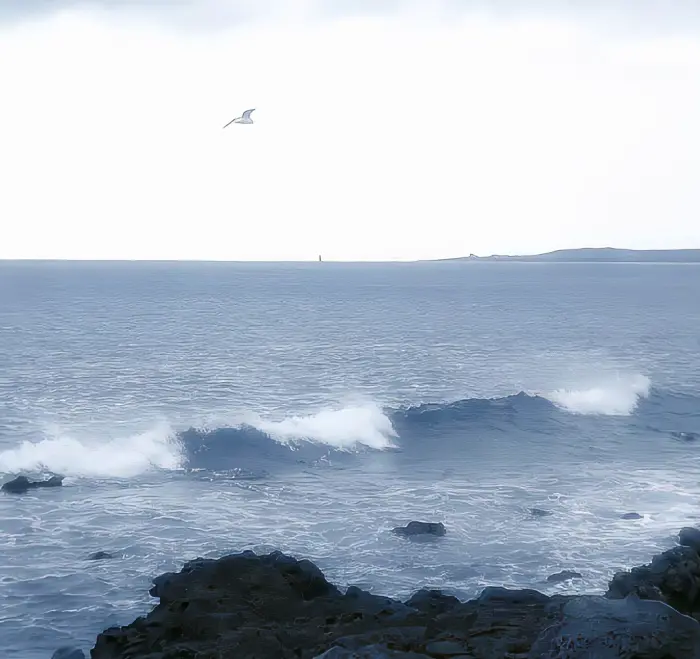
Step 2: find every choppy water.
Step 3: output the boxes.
[1,260,699,658]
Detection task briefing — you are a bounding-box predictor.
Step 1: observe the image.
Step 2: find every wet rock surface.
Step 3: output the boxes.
[391,522,446,538]
[620,512,644,520]
[546,570,583,584]
[679,527,700,553]
[606,532,700,617]
[52,648,86,659]
[531,595,700,658]
[671,431,700,442]
[528,508,552,517]
[1,474,63,494]
[88,551,116,561]
[90,527,700,659]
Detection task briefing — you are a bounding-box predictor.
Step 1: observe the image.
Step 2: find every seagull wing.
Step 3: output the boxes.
[241,108,255,120]
[222,117,237,129]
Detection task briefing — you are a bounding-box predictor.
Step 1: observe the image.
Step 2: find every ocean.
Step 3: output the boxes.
[1,260,699,658]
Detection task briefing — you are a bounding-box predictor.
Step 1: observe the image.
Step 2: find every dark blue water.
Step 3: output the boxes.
[1,261,699,657]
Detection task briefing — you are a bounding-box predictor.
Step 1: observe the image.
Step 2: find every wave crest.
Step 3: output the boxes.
[544,374,651,416]
[0,404,398,478]
[0,422,182,478]
[245,402,397,450]
[0,375,656,478]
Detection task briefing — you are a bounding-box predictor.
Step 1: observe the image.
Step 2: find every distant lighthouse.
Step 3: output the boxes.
[318,254,322,262]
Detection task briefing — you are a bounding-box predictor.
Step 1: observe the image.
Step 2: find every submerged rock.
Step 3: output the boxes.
[1,474,63,494]
[51,648,86,659]
[547,570,583,583]
[620,512,643,520]
[392,521,446,538]
[529,508,552,517]
[88,551,114,561]
[672,431,699,442]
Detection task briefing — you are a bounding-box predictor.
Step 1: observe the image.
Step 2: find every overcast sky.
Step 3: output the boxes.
[1,1,699,260]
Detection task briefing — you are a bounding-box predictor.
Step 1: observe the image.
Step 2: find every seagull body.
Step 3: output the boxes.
[223,109,255,128]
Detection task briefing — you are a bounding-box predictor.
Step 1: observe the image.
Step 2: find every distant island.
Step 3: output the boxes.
[431,248,700,263]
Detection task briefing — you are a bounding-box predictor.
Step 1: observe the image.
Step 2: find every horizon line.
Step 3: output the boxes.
[2,246,700,264]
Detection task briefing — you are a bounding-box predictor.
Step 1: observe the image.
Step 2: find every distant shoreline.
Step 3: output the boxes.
[2,248,700,264]
[428,248,700,264]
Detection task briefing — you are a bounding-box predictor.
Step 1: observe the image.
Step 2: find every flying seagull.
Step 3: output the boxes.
[223,109,255,128]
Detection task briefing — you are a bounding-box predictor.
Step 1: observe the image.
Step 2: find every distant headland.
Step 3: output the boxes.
[430,247,700,263]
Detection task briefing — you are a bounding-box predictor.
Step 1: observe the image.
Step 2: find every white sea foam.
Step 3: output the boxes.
[544,373,651,416]
[246,402,398,450]
[0,374,651,480]
[0,422,183,478]
[0,403,397,478]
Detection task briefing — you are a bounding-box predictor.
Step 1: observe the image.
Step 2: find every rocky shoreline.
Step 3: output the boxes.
[51,524,700,658]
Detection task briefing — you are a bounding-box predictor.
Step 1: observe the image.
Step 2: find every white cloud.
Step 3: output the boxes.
[0,5,699,260]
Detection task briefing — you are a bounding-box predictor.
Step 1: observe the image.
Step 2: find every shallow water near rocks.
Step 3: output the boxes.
[1,261,699,657]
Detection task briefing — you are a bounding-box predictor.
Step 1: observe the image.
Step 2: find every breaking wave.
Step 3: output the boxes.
[0,422,181,479]
[0,374,669,479]
[544,373,651,416]
[0,404,396,478]
[243,403,397,450]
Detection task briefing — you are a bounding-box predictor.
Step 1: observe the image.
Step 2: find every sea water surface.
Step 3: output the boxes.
[1,260,699,657]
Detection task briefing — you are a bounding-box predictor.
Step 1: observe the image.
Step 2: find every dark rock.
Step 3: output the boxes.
[51,648,86,659]
[679,527,700,553]
[91,527,700,659]
[672,431,700,442]
[392,522,446,538]
[477,587,549,605]
[434,591,551,657]
[529,595,700,658]
[424,638,471,655]
[91,549,547,658]
[330,627,427,651]
[314,647,430,658]
[405,590,460,615]
[606,544,700,615]
[606,571,666,603]
[344,586,413,619]
[1,474,63,494]
[546,570,583,583]
[528,508,552,517]
[150,549,340,603]
[88,551,114,561]
[620,512,643,520]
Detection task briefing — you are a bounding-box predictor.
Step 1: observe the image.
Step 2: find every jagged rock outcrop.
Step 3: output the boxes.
[680,527,700,553]
[91,529,700,659]
[605,528,700,616]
